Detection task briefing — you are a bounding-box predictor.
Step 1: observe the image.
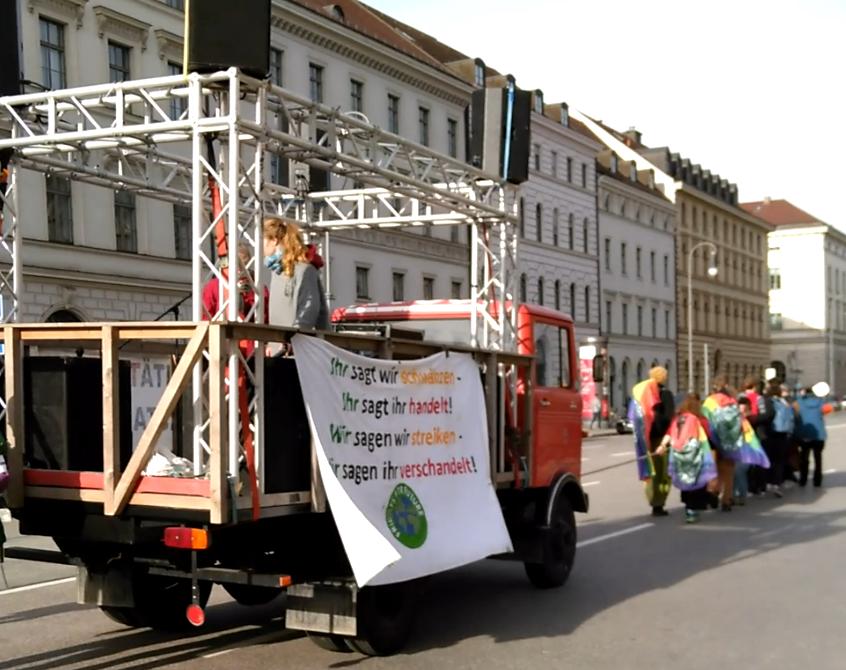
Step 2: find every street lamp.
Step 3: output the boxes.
[687,241,718,392]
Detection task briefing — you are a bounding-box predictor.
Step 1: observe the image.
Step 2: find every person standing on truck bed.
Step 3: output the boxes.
[630,366,675,517]
[263,216,329,354]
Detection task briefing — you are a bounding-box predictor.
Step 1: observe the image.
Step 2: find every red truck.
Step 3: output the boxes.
[4,298,586,656]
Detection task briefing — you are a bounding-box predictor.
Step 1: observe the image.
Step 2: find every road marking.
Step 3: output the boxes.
[201,631,296,659]
[824,469,837,474]
[611,451,632,457]
[582,480,600,487]
[203,649,236,659]
[577,523,653,549]
[0,576,75,596]
[581,457,591,462]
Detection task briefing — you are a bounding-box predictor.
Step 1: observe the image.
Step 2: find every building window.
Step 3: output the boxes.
[581,163,587,188]
[604,237,611,271]
[269,48,283,86]
[622,303,629,335]
[651,308,657,337]
[560,103,569,126]
[350,79,364,112]
[423,275,435,300]
[392,272,404,301]
[637,305,643,336]
[108,42,130,83]
[537,277,544,305]
[474,60,485,87]
[621,242,628,274]
[769,268,782,290]
[40,18,66,89]
[163,0,184,8]
[665,309,671,338]
[519,197,525,238]
[114,190,138,253]
[173,205,191,260]
[663,254,669,285]
[418,107,430,146]
[447,118,458,158]
[355,266,370,299]
[45,174,73,243]
[636,247,642,278]
[770,312,783,331]
[308,63,323,103]
[606,300,612,333]
[533,143,541,171]
[582,286,589,322]
[551,151,558,178]
[566,157,573,183]
[536,203,543,243]
[555,280,561,311]
[568,214,574,250]
[450,224,459,243]
[520,274,527,303]
[553,209,559,246]
[650,251,656,282]
[451,281,462,299]
[583,219,589,254]
[533,91,544,114]
[269,153,286,185]
[569,283,576,316]
[167,61,187,118]
[387,94,400,134]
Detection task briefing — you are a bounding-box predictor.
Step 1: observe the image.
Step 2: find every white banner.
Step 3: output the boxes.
[291,334,512,586]
[127,356,173,452]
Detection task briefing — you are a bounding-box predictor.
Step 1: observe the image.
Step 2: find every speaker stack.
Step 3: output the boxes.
[186,0,271,79]
[0,1,22,97]
[466,85,532,184]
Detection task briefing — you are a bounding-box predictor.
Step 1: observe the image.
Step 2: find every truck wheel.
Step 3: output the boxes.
[307,633,352,653]
[222,583,283,607]
[524,495,576,589]
[100,606,144,628]
[347,582,419,656]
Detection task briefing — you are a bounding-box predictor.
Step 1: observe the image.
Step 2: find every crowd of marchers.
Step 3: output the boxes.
[629,368,829,524]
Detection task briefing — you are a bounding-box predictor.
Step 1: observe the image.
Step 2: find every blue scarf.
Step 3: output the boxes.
[264,251,282,275]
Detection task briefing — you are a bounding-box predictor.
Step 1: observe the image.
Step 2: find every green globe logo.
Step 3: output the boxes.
[385,483,428,549]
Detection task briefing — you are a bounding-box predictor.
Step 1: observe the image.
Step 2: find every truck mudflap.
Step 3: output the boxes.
[285,581,358,637]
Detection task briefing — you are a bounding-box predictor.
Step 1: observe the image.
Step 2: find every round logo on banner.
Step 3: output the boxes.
[385,483,428,549]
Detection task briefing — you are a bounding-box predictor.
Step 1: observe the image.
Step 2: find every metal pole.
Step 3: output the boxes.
[687,248,694,393]
[704,342,710,398]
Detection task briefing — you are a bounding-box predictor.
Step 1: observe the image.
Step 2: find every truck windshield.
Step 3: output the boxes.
[339,318,472,347]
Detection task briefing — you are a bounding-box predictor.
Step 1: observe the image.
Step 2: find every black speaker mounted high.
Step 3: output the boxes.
[187,0,271,79]
[0,1,22,96]
[466,86,531,185]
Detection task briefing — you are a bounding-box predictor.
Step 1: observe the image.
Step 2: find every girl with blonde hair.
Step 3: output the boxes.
[263,217,329,336]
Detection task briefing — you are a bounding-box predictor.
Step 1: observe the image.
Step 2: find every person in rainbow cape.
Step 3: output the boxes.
[655,393,718,524]
[629,366,675,517]
[701,375,770,512]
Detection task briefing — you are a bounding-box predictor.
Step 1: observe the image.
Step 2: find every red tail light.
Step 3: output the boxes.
[163,527,209,550]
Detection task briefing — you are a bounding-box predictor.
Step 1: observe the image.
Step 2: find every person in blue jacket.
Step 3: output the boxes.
[794,388,828,487]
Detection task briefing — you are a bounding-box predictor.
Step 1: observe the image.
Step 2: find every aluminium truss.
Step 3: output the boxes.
[0,68,519,488]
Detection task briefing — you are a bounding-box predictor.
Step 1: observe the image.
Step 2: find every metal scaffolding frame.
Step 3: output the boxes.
[0,68,518,488]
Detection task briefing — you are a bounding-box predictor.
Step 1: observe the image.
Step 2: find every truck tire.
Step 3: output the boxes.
[98,568,212,631]
[524,495,576,589]
[347,582,418,656]
[307,633,352,653]
[222,583,283,607]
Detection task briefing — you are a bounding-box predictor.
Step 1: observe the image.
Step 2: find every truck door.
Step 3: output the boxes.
[532,320,582,486]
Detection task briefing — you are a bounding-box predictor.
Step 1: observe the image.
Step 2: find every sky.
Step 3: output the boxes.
[365,0,846,227]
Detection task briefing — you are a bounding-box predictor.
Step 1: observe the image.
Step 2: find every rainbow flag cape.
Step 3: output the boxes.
[701,393,743,457]
[628,379,659,480]
[738,419,771,468]
[666,412,717,491]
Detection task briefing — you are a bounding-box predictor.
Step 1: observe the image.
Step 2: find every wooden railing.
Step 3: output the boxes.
[3,322,531,525]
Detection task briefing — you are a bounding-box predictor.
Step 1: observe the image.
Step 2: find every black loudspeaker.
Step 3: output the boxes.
[187,0,271,79]
[263,358,311,494]
[0,1,22,96]
[23,357,133,471]
[466,87,531,184]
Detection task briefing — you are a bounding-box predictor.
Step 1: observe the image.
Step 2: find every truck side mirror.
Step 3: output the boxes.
[592,355,603,382]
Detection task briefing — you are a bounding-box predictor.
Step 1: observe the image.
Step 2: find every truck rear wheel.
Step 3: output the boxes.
[524,495,576,589]
[222,583,283,607]
[347,581,419,656]
[307,633,352,652]
[100,606,144,628]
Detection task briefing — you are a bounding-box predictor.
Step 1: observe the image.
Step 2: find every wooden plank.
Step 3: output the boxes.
[108,323,209,516]
[207,324,228,524]
[128,492,211,511]
[236,491,311,508]
[4,327,24,508]
[19,329,104,341]
[102,325,120,512]
[117,327,199,340]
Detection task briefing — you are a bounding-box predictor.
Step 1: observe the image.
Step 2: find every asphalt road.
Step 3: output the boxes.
[2,415,846,669]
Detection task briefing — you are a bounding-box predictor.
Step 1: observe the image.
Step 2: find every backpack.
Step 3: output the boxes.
[711,402,743,454]
[772,398,795,434]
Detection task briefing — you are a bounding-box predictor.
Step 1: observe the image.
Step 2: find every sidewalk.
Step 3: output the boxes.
[583,426,619,439]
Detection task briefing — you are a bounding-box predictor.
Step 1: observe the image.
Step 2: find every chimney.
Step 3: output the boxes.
[623,127,642,147]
